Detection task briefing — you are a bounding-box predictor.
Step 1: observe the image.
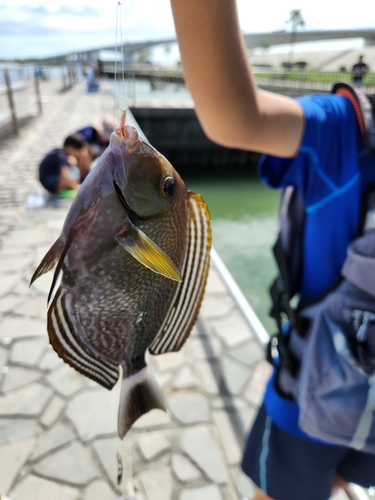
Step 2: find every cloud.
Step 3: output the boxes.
[0,4,100,17]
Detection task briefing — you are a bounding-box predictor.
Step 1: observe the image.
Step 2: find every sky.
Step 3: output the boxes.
[1,0,375,61]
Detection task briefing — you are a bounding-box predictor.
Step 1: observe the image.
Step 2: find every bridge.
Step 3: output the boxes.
[39,29,375,64]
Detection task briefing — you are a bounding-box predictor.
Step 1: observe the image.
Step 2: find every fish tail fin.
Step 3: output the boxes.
[118,367,166,439]
[30,235,65,286]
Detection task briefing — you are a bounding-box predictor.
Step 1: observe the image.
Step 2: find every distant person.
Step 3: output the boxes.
[352,55,368,88]
[76,117,113,161]
[86,63,100,93]
[38,133,89,196]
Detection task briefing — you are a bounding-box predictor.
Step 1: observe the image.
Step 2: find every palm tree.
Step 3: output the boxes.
[286,9,305,64]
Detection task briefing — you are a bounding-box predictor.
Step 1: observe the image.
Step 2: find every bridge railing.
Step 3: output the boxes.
[108,68,375,107]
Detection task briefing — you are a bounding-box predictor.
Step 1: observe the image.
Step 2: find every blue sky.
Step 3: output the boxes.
[1,0,374,60]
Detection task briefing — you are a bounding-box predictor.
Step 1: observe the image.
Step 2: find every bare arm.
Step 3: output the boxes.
[170,0,304,157]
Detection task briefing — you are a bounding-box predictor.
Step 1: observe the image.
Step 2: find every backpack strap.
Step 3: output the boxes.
[332,82,375,156]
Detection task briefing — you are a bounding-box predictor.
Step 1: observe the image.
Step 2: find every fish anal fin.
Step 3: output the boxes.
[48,287,119,390]
[115,218,182,282]
[30,235,65,286]
[118,367,166,438]
[149,191,212,355]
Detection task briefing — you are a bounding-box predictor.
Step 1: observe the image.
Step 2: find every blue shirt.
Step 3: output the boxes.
[259,94,375,439]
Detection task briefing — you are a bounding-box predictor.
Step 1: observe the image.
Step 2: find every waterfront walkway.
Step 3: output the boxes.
[0,78,358,500]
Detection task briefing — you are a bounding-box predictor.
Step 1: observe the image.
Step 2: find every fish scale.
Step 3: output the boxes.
[31,124,212,438]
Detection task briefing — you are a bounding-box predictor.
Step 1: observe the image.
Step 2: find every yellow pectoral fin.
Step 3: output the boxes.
[115,222,182,282]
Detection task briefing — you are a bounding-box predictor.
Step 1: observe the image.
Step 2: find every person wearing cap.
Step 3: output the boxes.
[168,1,375,499]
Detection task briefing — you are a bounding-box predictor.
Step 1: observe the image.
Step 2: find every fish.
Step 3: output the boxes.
[30,123,212,438]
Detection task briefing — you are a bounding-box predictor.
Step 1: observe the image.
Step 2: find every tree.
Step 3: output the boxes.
[286,9,305,64]
[164,43,173,67]
[136,48,152,64]
[261,41,270,55]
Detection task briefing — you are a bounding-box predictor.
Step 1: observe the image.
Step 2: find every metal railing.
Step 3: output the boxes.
[0,65,43,136]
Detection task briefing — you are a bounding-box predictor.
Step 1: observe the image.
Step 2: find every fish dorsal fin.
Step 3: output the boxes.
[30,235,65,286]
[48,287,119,390]
[149,191,212,355]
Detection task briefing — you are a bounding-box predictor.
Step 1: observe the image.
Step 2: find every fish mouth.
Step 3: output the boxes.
[113,180,148,221]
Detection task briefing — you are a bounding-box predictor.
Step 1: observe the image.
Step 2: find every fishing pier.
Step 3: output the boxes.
[0,75,370,500]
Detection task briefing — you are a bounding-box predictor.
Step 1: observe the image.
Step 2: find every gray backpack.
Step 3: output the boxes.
[268,82,375,451]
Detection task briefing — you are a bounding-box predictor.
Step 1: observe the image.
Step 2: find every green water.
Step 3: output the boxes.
[186,175,280,334]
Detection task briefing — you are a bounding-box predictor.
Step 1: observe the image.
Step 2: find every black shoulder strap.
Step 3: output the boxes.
[332,82,375,157]
[269,187,305,330]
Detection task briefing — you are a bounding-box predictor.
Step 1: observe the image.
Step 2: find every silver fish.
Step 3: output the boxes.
[31,125,211,438]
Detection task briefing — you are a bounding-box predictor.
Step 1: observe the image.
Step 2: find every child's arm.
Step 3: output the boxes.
[170,0,304,158]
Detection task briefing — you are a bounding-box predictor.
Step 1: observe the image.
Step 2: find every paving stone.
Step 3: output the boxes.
[2,366,42,392]
[133,492,146,500]
[92,437,128,488]
[0,273,23,297]
[0,316,46,340]
[6,228,51,246]
[172,366,198,390]
[199,294,233,319]
[168,391,210,425]
[180,426,228,484]
[13,296,48,319]
[179,484,223,500]
[153,371,173,389]
[66,387,119,441]
[205,268,228,294]
[211,396,248,411]
[151,350,185,372]
[32,441,100,486]
[227,339,265,367]
[212,410,242,465]
[195,361,220,395]
[30,422,75,461]
[0,418,39,445]
[0,256,32,273]
[31,272,57,295]
[47,363,88,397]
[233,469,256,500]
[131,409,172,430]
[211,311,253,348]
[10,474,80,500]
[331,490,352,500]
[138,433,170,461]
[0,344,8,370]
[221,356,251,396]
[0,294,25,313]
[39,348,63,370]
[138,466,173,500]
[237,406,257,435]
[0,438,36,493]
[83,480,114,500]
[10,337,47,367]
[0,383,52,416]
[243,361,272,407]
[13,279,34,295]
[190,336,222,361]
[171,453,201,482]
[40,394,66,427]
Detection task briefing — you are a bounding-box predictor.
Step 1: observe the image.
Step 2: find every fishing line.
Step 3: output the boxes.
[114,0,129,133]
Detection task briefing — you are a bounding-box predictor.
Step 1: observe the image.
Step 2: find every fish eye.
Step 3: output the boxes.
[161,175,176,197]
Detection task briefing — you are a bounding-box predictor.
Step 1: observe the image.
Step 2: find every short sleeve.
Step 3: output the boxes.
[258,94,361,209]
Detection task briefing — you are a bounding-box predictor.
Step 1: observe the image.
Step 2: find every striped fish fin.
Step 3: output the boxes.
[149,191,212,355]
[30,235,65,286]
[48,287,119,390]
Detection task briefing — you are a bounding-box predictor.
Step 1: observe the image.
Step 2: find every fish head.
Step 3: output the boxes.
[111,127,186,220]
